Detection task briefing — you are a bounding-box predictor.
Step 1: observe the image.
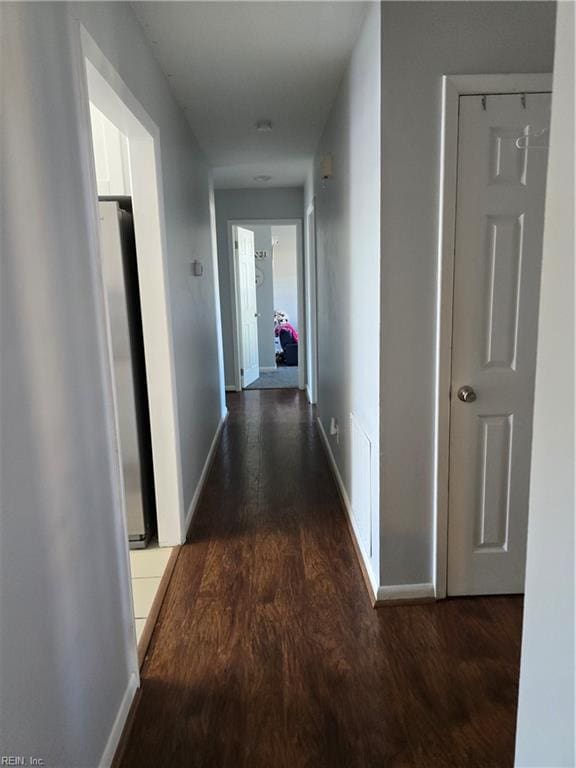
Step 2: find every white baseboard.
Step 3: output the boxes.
[316,416,378,601]
[225,384,237,392]
[259,366,277,373]
[99,671,138,768]
[184,412,227,535]
[376,583,436,603]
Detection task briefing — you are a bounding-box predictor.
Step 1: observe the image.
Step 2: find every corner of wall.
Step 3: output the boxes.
[99,672,139,768]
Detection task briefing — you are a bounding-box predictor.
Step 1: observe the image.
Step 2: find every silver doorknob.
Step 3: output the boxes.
[457,385,477,403]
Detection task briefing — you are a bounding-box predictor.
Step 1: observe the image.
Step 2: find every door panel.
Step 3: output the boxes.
[234,225,259,387]
[447,93,550,596]
[484,214,523,369]
[475,413,512,550]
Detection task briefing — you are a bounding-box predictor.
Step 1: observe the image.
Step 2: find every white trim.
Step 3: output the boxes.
[227,219,305,391]
[305,201,318,404]
[99,672,138,768]
[228,221,242,391]
[259,366,277,373]
[184,412,228,534]
[294,221,306,392]
[434,73,553,599]
[441,73,552,97]
[208,177,228,421]
[225,384,238,392]
[316,416,378,600]
[376,583,435,603]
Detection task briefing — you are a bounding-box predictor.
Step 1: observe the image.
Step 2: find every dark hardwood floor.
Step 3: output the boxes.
[121,390,523,768]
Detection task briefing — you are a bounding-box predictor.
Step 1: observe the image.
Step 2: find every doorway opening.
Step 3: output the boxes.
[81,30,182,665]
[228,219,304,391]
[89,105,156,552]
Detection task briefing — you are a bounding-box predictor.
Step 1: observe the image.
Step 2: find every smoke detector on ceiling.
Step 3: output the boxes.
[254,175,272,183]
[255,119,273,133]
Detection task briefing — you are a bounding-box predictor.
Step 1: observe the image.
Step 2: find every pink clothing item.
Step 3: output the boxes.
[274,322,298,343]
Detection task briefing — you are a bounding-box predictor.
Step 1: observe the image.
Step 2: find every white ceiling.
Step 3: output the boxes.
[132,2,368,189]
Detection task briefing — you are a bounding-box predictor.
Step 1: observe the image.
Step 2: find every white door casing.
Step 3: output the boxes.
[447,92,551,596]
[305,203,318,404]
[234,225,259,388]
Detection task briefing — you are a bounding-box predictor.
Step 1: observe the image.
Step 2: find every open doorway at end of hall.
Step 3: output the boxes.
[230,221,302,391]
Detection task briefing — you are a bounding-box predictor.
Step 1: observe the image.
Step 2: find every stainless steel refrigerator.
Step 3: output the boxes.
[98,198,156,548]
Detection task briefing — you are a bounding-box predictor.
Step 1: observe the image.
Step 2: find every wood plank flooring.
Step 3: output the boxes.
[121,390,523,768]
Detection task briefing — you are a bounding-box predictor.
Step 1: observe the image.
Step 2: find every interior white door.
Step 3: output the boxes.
[234,225,259,387]
[448,92,551,596]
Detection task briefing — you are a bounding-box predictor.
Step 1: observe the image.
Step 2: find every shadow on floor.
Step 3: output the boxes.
[121,389,524,768]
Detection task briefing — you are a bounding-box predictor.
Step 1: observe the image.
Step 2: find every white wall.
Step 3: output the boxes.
[1,5,135,766]
[272,224,298,330]
[73,2,224,524]
[515,3,575,764]
[379,1,556,589]
[313,2,381,589]
[0,3,223,765]
[89,102,131,195]
[214,187,303,385]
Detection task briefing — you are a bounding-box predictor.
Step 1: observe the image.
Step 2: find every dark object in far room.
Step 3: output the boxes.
[279,328,298,366]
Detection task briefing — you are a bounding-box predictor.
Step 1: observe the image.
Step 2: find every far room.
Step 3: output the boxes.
[221,216,302,391]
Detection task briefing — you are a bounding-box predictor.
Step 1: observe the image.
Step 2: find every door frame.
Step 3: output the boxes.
[434,73,553,599]
[78,27,185,549]
[305,201,319,404]
[227,218,305,391]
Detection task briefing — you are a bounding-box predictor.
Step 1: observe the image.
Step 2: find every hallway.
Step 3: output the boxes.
[121,391,523,768]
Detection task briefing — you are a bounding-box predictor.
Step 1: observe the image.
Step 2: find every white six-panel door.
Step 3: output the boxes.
[234,225,260,388]
[447,93,551,595]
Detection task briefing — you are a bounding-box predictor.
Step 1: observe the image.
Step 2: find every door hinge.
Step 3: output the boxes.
[241,368,244,376]
[234,240,239,250]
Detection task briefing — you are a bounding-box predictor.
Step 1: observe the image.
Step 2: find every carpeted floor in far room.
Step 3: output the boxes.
[246,366,299,389]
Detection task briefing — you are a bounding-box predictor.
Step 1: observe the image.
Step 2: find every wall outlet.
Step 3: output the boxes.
[329,417,339,444]
[191,260,203,277]
[320,153,333,180]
